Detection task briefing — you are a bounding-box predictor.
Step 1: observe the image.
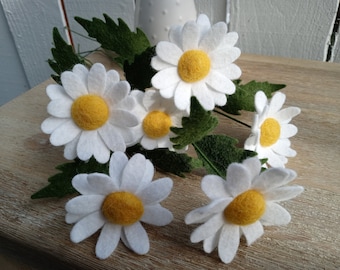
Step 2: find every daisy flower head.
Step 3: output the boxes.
[185,157,303,264]
[65,151,173,259]
[130,89,188,151]
[41,63,139,163]
[244,91,301,168]
[151,14,241,112]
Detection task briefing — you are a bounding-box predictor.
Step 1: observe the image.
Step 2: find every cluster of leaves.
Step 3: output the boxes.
[36,14,284,199]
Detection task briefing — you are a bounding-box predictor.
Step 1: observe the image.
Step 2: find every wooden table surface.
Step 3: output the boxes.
[1,54,339,269]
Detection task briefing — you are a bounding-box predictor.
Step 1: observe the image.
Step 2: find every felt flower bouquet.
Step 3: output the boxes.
[32,13,303,264]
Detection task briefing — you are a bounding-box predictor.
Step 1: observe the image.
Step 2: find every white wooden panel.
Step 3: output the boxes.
[195,0,227,23]
[229,0,339,61]
[1,0,66,88]
[0,3,29,106]
[63,0,135,55]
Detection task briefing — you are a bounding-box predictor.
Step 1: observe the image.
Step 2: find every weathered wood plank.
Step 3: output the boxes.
[0,53,339,269]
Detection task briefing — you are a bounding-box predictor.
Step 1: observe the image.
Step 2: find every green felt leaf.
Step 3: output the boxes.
[171,97,219,150]
[126,144,196,177]
[31,158,109,199]
[75,14,150,65]
[220,80,286,115]
[193,135,257,178]
[47,27,85,84]
[124,46,156,90]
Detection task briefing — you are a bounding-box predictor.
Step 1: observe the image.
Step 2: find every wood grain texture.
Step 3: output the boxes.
[229,0,339,62]
[0,53,339,269]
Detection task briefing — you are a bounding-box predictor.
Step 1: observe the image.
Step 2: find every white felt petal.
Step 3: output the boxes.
[65,194,104,215]
[241,221,264,246]
[209,90,227,106]
[192,83,215,111]
[76,131,97,161]
[95,223,121,259]
[99,123,125,152]
[264,185,304,202]
[182,21,200,50]
[87,173,118,195]
[136,160,154,191]
[138,177,173,205]
[93,136,111,164]
[200,22,227,52]
[203,229,220,253]
[70,211,105,243]
[174,81,192,110]
[64,135,79,160]
[226,163,252,197]
[152,68,180,89]
[87,63,107,96]
[210,47,240,67]
[141,136,158,150]
[72,173,95,195]
[185,198,230,224]
[156,41,182,65]
[50,120,81,146]
[268,92,286,114]
[123,222,150,255]
[274,107,301,122]
[280,124,298,138]
[109,151,129,186]
[41,117,68,134]
[72,64,89,82]
[141,204,173,226]
[190,213,225,243]
[201,174,229,199]
[261,202,291,226]
[110,81,130,103]
[47,98,72,118]
[120,153,146,192]
[223,32,239,47]
[151,56,174,71]
[244,135,257,151]
[46,84,69,100]
[272,140,296,157]
[206,71,235,94]
[61,71,88,99]
[218,223,240,264]
[252,168,297,192]
[111,110,139,127]
[255,91,268,114]
[242,157,262,183]
[65,213,84,224]
[158,82,178,99]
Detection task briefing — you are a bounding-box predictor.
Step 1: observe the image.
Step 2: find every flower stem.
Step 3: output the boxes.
[213,109,251,128]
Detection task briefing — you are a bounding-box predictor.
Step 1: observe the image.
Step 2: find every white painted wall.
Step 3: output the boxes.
[0,0,339,106]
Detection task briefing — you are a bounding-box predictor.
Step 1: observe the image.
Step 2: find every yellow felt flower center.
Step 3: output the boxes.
[260,118,281,147]
[71,95,109,130]
[178,50,211,82]
[101,191,144,225]
[224,190,266,226]
[142,110,172,139]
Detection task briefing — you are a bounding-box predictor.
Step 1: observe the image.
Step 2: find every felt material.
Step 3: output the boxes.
[185,157,303,264]
[224,190,266,226]
[71,95,109,130]
[41,63,140,164]
[151,14,240,111]
[65,152,173,258]
[101,191,144,225]
[260,118,281,147]
[244,91,301,168]
[178,50,211,82]
[142,111,172,138]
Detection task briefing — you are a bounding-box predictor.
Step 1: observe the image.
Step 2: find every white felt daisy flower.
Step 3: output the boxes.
[244,91,301,167]
[185,157,303,264]
[151,14,241,112]
[41,63,139,163]
[130,89,188,150]
[65,151,173,259]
